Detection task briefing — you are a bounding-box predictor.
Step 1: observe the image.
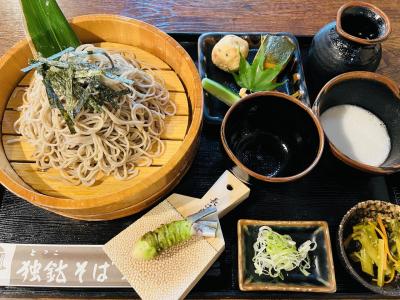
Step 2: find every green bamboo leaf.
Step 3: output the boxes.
[252,80,286,92]
[231,35,295,93]
[233,52,251,88]
[20,0,80,58]
[253,66,282,86]
[250,35,268,81]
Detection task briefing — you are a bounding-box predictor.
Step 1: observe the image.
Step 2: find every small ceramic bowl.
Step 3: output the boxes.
[221,91,324,183]
[313,71,400,174]
[338,200,400,296]
[237,219,336,293]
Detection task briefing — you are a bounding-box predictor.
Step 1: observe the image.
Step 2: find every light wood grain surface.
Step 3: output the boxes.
[0,0,399,82]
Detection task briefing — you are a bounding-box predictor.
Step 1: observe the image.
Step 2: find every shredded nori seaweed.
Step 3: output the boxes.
[41,75,76,134]
[28,50,131,133]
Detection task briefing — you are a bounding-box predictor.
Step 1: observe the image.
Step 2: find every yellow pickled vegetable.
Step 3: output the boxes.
[377,239,386,287]
[347,216,400,287]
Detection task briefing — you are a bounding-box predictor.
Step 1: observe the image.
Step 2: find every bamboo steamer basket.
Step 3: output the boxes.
[0,15,203,220]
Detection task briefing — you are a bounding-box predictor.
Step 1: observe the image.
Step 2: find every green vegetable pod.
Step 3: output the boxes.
[202,78,240,107]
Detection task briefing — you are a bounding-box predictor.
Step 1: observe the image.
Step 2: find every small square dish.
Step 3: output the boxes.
[198,32,310,124]
[237,219,336,293]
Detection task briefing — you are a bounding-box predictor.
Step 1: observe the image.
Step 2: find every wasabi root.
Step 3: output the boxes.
[132,206,218,260]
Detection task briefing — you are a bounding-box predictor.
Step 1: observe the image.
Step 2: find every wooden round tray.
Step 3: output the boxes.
[0,15,203,220]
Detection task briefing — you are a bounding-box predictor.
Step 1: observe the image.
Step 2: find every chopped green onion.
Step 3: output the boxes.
[252,226,317,279]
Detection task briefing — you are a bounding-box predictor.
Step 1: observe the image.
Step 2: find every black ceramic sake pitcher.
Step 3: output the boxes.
[307,1,391,90]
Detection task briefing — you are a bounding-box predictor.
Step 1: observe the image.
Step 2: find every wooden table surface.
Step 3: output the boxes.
[0,0,399,83]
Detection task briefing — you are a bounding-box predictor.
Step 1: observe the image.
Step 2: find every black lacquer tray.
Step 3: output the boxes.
[0,33,399,299]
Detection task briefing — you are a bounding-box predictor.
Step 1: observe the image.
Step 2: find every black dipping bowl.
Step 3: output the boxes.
[338,200,400,296]
[313,71,400,174]
[221,92,324,183]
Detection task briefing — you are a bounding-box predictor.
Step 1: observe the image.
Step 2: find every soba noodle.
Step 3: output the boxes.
[13,44,176,186]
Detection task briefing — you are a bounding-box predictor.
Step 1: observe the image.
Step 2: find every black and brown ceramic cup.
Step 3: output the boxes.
[313,71,400,174]
[221,91,324,183]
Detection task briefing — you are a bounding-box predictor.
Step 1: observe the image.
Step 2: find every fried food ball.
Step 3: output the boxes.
[211,35,249,72]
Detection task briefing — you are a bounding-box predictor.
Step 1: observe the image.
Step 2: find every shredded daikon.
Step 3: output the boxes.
[252,226,317,279]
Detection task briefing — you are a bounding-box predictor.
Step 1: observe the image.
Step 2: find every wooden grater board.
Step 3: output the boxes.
[103,171,250,300]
